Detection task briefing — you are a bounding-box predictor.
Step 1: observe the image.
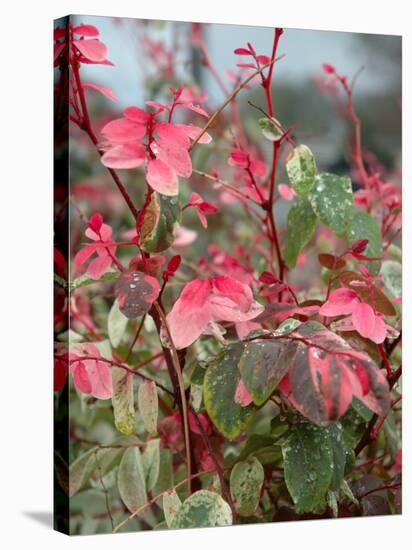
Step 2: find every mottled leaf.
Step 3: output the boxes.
[108,299,128,347]
[284,197,317,268]
[170,490,232,529]
[282,321,390,426]
[258,116,282,141]
[138,380,159,436]
[115,270,160,319]
[112,366,135,436]
[239,339,298,405]
[204,343,257,440]
[286,144,317,196]
[163,489,182,528]
[309,173,354,236]
[230,457,264,516]
[139,192,181,253]
[118,447,147,513]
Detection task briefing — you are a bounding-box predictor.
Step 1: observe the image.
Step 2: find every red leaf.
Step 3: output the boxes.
[115,270,160,318]
[318,253,346,270]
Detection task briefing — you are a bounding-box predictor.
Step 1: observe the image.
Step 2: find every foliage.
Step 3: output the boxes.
[54,19,402,535]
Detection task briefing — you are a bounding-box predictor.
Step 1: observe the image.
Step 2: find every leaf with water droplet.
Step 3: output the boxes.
[286,144,317,197]
[115,270,160,319]
[309,173,354,237]
[230,457,264,516]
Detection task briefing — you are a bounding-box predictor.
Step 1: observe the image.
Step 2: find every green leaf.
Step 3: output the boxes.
[108,300,128,348]
[142,439,161,491]
[112,367,135,436]
[238,339,297,405]
[69,447,123,497]
[346,208,382,275]
[118,447,147,513]
[286,144,317,196]
[204,343,257,440]
[139,192,181,253]
[284,197,317,268]
[309,173,354,236]
[230,457,264,516]
[282,422,334,513]
[152,449,173,496]
[258,117,282,141]
[138,380,159,436]
[163,489,182,528]
[170,490,232,529]
[381,260,402,299]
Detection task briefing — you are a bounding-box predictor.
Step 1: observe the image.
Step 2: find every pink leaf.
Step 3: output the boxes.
[234,47,252,55]
[155,122,191,148]
[152,141,192,178]
[123,106,150,124]
[352,303,387,344]
[72,362,92,394]
[83,359,112,399]
[101,143,145,169]
[86,255,113,280]
[166,279,212,349]
[83,82,117,102]
[174,124,212,144]
[101,118,146,143]
[319,288,359,317]
[73,39,108,62]
[179,103,209,118]
[146,158,178,196]
[278,183,296,201]
[256,55,271,65]
[249,159,266,177]
[74,244,97,270]
[73,24,100,37]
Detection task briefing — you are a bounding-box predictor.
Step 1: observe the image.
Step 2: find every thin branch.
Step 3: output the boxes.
[153,301,192,494]
[94,450,114,531]
[112,469,216,533]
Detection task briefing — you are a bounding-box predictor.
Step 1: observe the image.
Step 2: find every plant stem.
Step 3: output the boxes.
[112,468,217,533]
[153,301,192,494]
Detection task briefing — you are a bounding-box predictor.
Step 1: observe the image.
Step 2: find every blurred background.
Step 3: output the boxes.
[71,15,401,171]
